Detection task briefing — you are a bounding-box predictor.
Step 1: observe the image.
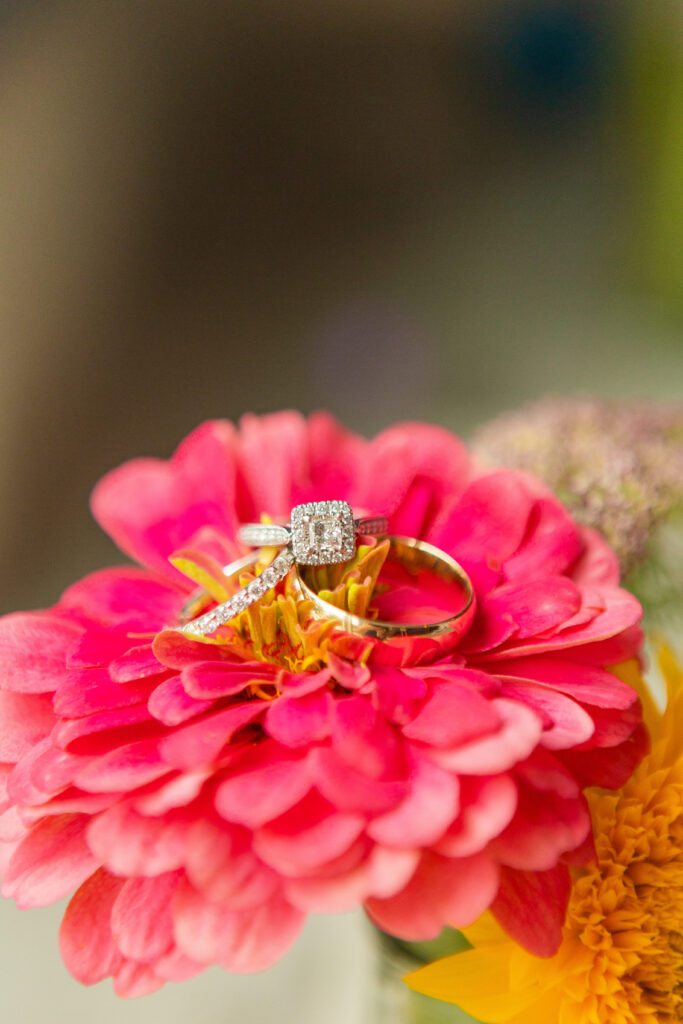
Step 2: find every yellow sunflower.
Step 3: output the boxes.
[406,649,683,1024]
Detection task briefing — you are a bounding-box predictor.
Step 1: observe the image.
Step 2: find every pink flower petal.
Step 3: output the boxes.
[286,845,419,913]
[2,814,98,907]
[433,472,534,594]
[489,785,590,871]
[215,747,312,828]
[265,691,332,747]
[158,704,266,770]
[0,691,55,761]
[494,655,637,710]
[570,526,620,586]
[113,961,165,998]
[91,420,239,577]
[54,667,155,718]
[253,792,365,875]
[185,819,279,909]
[181,660,276,700]
[109,645,167,683]
[354,422,470,538]
[402,682,501,749]
[498,681,595,750]
[173,880,305,972]
[491,863,570,957]
[74,738,170,793]
[429,699,542,775]
[59,869,125,983]
[365,850,499,940]
[147,676,214,726]
[111,872,180,960]
[0,613,80,693]
[59,567,186,629]
[312,746,408,815]
[367,757,459,847]
[87,801,188,876]
[503,498,582,582]
[435,774,519,857]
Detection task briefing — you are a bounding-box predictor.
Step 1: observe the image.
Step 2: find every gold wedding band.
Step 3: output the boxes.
[293,536,475,643]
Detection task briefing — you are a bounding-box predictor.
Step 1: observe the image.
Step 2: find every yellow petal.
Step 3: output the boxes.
[405,946,552,1022]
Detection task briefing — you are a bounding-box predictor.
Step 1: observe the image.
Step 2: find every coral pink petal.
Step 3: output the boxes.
[313,746,408,815]
[59,567,186,629]
[489,786,590,871]
[111,872,180,961]
[559,721,649,789]
[491,863,570,957]
[433,472,534,593]
[147,676,214,726]
[2,814,98,907]
[109,645,166,683]
[494,656,637,709]
[59,869,125,984]
[367,757,459,847]
[264,691,333,747]
[113,961,165,998]
[181,661,276,700]
[286,846,420,913]
[132,770,210,816]
[472,577,581,647]
[158,704,266,770]
[570,526,621,586]
[185,819,279,909]
[91,420,239,577]
[0,691,55,761]
[354,423,470,538]
[503,498,583,581]
[331,696,402,777]
[0,613,81,693]
[235,411,314,516]
[253,793,365,875]
[402,683,501,748]
[67,627,137,669]
[215,748,312,828]
[430,699,542,775]
[370,666,427,724]
[54,667,155,718]
[436,774,519,857]
[74,738,170,793]
[52,704,153,754]
[365,851,500,941]
[173,880,305,972]
[153,948,204,982]
[87,802,188,876]
[481,588,642,660]
[499,681,595,750]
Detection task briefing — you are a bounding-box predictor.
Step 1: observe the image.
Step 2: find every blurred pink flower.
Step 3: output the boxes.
[0,413,645,996]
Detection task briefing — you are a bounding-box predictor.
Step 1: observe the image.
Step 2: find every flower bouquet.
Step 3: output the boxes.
[0,408,671,1022]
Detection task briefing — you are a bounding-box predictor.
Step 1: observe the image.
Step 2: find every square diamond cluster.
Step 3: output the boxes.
[290,500,355,565]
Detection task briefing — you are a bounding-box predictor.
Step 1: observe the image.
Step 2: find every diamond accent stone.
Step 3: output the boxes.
[290,501,355,565]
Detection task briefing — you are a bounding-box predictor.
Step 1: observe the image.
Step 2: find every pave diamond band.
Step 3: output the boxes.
[180,549,294,637]
[237,501,388,565]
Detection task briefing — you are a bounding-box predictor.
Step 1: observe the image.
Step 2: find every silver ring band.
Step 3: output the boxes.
[178,549,294,637]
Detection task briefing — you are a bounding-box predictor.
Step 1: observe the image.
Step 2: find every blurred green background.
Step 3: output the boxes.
[0,3,681,1021]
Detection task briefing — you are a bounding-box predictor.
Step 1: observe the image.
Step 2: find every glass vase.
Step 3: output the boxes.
[366,926,481,1024]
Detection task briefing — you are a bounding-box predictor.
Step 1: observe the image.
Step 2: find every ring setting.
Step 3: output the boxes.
[179,500,387,637]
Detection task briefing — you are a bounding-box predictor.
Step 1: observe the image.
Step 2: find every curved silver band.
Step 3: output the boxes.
[179,549,294,637]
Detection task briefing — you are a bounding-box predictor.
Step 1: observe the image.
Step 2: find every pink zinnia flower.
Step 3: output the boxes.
[0,413,645,996]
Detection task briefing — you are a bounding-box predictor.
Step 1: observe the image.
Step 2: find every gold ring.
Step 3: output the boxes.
[293,536,475,647]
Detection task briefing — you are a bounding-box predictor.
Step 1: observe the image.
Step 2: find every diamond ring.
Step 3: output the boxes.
[237,501,388,565]
[179,500,387,637]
